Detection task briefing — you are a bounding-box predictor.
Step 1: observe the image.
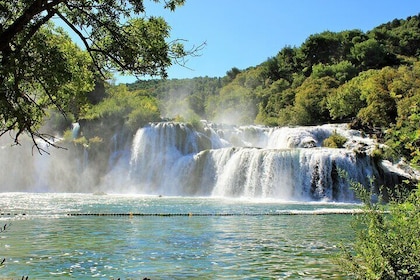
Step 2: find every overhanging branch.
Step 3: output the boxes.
[55,10,107,78]
[0,0,65,52]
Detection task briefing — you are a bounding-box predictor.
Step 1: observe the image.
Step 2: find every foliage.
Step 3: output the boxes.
[81,84,161,132]
[281,76,338,125]
[369,15,420,57]
[184,14,419,133]
[0,24,94,148]
[255,78,292,125]
[327,71,371,121]
[311,61,358,84]
[323,131,347,148]
[251,14,418,130]
[73,136,89,146]
[384,62,420,165]
[386,103,420,165]
[337,180,420,279]
[350,38,398,70]
[355,67,398,127]
[0,0,196,146]
[225,67,242,83]
[328,61,420,165]
[299,31,344,73]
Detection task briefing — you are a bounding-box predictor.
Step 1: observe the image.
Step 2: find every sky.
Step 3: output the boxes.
[115,0,420,83]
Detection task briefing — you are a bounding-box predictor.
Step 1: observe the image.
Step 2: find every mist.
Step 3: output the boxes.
[0,134,100,193]
[212,105,257,126]
[158,79,257,126]
[159,81,200,121]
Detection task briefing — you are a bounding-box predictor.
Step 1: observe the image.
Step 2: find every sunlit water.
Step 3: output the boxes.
[0,193,357,279]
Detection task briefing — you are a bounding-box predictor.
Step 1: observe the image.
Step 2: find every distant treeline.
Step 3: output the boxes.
[78,14,420,165]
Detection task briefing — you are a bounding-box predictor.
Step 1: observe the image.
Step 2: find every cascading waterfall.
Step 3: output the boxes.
[210,147,369,201]
[120,121,377,201]
[1,120,410,201]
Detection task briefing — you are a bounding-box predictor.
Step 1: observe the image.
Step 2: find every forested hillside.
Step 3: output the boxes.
[78,14,420,166]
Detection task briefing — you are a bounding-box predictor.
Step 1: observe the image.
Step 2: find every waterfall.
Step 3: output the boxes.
[118,122,377,201]
[127,122,220,194]
[72,122,80,139]
[0,121,410,201]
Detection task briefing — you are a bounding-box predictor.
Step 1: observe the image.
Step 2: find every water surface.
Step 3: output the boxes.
[0,193,356,279]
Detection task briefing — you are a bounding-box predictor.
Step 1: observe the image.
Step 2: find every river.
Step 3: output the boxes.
[1,193,356,279]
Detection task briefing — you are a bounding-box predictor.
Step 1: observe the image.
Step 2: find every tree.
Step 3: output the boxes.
[206,81,257,125]
[385,62,420,165]
[0,0,199,148]
[261,57,281,81]
[274,46,301,83]
[357,67,399,127]
[1,24,94,149]
[255,78,291,125]
[369,14,420,57]
[81,84,161,132]
[350,38,398,70]
[299,31,343,75]
[287,76,338,125]
[311,61,358,84]
[327,70,372,121]
[225,67,241,83]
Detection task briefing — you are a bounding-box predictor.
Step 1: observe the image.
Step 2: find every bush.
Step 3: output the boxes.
[323,131,347,148]
[337,178,420,279]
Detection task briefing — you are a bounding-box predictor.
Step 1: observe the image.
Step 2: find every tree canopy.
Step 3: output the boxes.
[0,0,197,148]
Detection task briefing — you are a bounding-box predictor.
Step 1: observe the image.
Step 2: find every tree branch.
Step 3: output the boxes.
[55,10,107,78]
[13,10,56,56]
[0,0,65,52]
[64,2,131,46]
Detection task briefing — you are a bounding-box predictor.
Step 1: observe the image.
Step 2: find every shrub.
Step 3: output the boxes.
[323,131,347,148]
[73,136,88,146]
[337,178,420,279]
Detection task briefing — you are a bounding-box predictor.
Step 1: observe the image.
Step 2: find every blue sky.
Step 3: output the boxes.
[116,0,420,83]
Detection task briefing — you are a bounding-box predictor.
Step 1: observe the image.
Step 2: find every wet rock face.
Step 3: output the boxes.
[377,160,419,194]
[300,138,317,148]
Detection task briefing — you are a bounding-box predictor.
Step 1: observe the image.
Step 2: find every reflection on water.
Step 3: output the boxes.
[1,193,355,279]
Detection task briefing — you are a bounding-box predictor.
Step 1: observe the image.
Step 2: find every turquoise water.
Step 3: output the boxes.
[0,193,356,279]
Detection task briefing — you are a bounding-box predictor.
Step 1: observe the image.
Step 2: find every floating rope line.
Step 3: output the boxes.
[1,211,364,217]
[66,211,362,217]
[0,213,25,216]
